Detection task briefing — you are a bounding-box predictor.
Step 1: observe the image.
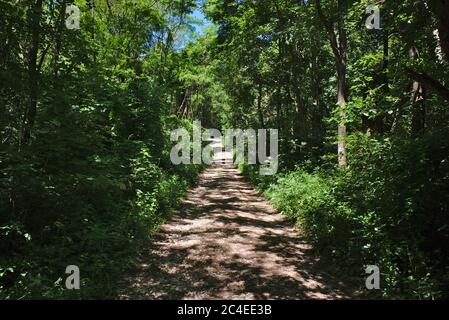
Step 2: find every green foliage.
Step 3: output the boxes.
[0,118,201,299]
[0,0,203,299]
[264,131,449,299]
[2,0,449,300]
[210,0,449,299]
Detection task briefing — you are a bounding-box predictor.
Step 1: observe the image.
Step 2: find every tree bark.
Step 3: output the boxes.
[316,0,348,168]
[408,46,426,137]
[178,90,191,118]
[257,83,265,128]
[54,0,67,77]
[405,68,449,102]
[433,0,449,59]
[21,0,43,146]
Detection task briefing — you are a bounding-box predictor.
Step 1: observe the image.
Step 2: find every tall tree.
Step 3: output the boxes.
[315,0,348,168]
[21,0,44,146]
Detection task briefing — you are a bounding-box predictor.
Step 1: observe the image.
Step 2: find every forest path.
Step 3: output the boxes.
[118,139,353,300]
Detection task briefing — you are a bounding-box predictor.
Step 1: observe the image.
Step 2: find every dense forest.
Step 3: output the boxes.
[1,0,448,299]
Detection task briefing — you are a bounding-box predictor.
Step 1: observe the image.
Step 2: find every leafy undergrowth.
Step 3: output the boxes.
[0,118,202,299]
[241,131,449,300]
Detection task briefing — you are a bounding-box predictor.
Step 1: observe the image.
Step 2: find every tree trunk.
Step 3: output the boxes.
[276,37,285,132]
[337,62,348,168]
[21,0,43,146]
[409,46,426,137]
[178,90,191,118]
[310,42,324,146]
[54,0,67,77]
[405,68,449,102]
[316,0,348,168]
[257,83,265,128]
[433,0,449,59]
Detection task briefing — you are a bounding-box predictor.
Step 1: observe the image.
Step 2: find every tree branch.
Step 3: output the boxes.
[315,0,341,62]
[405,68,449,101]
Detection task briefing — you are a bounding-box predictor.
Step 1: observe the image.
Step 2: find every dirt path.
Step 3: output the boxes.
[118,140,353,300]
